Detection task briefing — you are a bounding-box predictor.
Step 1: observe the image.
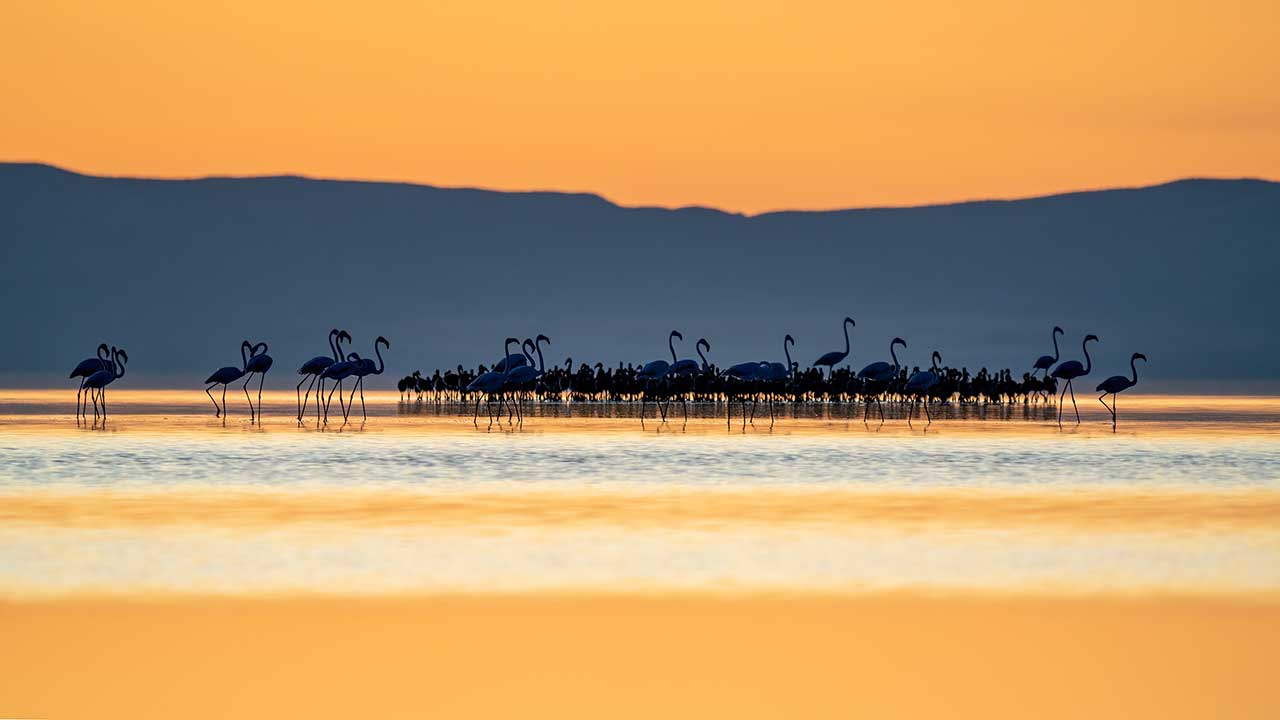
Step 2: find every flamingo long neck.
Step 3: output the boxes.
[535,341,545,373]
[669,335,678,364]
[842,321,851,356]
[113,352,126,379]
[1130,356,1140,385]
[503,342,516,376]
[890,342,900,370]
[1082,339,1093,374]
[328,333,338,362]
[98,345,110,363]
[374,342,386,374]
[784,339,793,377]
[241,343,250,370]
[1051,329,1061,361]
[698,344,709,371]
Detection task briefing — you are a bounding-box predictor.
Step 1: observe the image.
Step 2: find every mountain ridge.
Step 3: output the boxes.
[1,162,1276,385]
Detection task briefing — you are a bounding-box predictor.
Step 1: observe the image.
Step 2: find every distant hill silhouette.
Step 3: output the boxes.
[2,163,1277,388]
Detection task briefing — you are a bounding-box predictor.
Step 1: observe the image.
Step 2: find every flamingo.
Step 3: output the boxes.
[1097,352,1146,427]
[721,359,764,429]
[506,335,549,422]
[1050,334,1099,425]
[667,336,707,422]
[467,337,520,427]
[297,329,347,421]
[345,336,390,421]
[83,348,127,423]
[636,330,680,425]
[858,337,906,421]
[205,341,252,418]
[243,341,273,424]
[813,317,856,381]
[905,351,942,423]
[69,343,111,422]
[1032,326,1064,377]
[321,340,360,424]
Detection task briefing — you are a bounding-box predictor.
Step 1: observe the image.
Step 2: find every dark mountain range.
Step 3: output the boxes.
[2,163,1277,388]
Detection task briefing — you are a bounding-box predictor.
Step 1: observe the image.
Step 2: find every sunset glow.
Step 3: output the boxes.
[4,0,1277,212]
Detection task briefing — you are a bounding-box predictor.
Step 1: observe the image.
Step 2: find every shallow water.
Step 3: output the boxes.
[1,391,1278,597]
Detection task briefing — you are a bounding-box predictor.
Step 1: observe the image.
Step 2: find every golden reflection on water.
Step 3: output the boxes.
[2,391,1279,598]
[4,487,1279,530]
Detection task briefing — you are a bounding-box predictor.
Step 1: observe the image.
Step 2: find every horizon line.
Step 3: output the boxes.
[2,159,1276,218]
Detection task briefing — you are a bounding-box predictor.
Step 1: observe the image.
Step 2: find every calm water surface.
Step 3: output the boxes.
[1,391,1278,597]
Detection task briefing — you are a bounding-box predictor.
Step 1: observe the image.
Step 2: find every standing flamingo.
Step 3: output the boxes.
[636,331,680,425]
[858,337,906,421]
[905,351,942,424]
[243,341,273,424]
[83,348,128,423]
[321,342,360,424]
[1097,352,1146,427]
[813,317,856,381]
[205,341,252,418]
[467,338,521,427]
[506,335,549,422]
[69,343,111,422]
[1050,334,1099,425]
[346,336,390,421]
[1032,326,1064,377]
[296,329,343,422]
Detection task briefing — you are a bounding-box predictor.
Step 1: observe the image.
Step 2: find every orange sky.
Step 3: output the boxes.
[3,0,1277,213]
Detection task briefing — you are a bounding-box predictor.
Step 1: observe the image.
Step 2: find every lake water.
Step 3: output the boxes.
[2,390,1278,597]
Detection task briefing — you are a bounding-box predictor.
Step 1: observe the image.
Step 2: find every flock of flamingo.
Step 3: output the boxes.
[69,318,1147,428]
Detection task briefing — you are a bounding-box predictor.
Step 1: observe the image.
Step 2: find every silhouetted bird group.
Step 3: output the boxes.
[71,318,1147,428]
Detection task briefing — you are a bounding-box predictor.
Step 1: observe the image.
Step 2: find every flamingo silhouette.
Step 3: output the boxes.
[1032,326,1064,377]
[69,343,111,422]
[296,329,343,422]
[905,351,942,424]
[467,337,520,427]
[1097,352,1146,427]
[506,335,549,422]
[858,337,906,421]
[636,330,680,425]
[321,341,360,424]
[347,336,390,421]
[1050,334,1099,425]
[243,341,272,424]
[205,341,252,418]
[83,347,127,423]
[813,317,855,380]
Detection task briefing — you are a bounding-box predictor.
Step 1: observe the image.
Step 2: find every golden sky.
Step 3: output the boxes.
[3,0,1277,213]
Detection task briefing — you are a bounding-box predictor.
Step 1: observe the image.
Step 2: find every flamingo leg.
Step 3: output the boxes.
[1068,381,1079,423]
[100,389,108,421]
[296,375,311,421]
[473,396,481,427]
[1057,382,1069,425]
[347,378,361,421]
[75,380,84,422]
[243,374,255,423]
[207,384,222,417]
[324,382,339,424]
[258,373,266,422]
[359,377,367,421]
